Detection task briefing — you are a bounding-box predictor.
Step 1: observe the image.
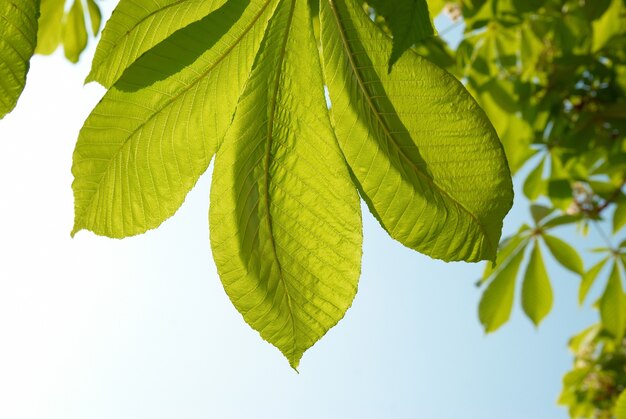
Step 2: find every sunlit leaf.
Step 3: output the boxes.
[579,257,609,306]
[523,157,545,200]
[521,240,553,326]
[87,0,232,87]
[599,262,626,340]
[530,204,554,225]
[0,0,39,118]
[614,194,626,233]
[543,234,584,275]
[72,0,278,237]
[615,389,626,419]
[86,0,101,35]
[35,0,64,54]
[320,0,513,262]
[479,248,526,332]
[210,0,361,369]
[62,0,88,63]
[480,230,529,284]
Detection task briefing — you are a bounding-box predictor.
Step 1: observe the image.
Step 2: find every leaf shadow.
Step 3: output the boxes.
[114,0,250,92]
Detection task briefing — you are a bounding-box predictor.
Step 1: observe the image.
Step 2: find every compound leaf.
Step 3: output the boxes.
[210,0,361,368]
[0,0,39,118]
[320,0,513,262]
[72,0,278,237]
[62,0,88,63]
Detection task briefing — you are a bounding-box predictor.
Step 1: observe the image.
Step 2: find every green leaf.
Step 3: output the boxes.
[521,241,553,326]
[35,0,64,54]
[543,234,584,275]
[615,389,626,419]
[523,157,545,200]
[86,0,101,36]
[540,214,582,229]
[599,262,626,340]
[530,204,554,225]
[87,0,231,87]
[367,0,434,71]
[72,0,278,237]
[578,257,608,306]
[210,0,361,369]
[592,0,625,51]
[480,230,529,284]
[0,0,39,118]
[62,0,88,63]
[479,247,526,332]
[614,194,626,233]
[320,0,513,263]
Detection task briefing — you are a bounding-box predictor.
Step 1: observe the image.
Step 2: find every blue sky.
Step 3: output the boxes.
[0,4,613,419]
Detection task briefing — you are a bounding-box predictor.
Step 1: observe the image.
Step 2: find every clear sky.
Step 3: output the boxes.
[0,4,611,419]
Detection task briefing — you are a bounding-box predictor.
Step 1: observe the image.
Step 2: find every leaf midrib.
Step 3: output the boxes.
[263,0,299,366]
[326,0,494,257]
[73,0,273,233]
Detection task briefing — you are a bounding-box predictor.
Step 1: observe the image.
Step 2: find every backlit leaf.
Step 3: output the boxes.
[87,0,231,87]
[479,247,526,332]
[210,0,361,369]
[0,0,39,118]
[320,0,513,262]
[614,194,626,233]
[543,234,584,275]
[521,241,553,326]
[523,157,545,200]
[72,0,278,237]
[579,257,609,306]
[62,0,88,63]
[599,262,626,340]
[35,0,64,54]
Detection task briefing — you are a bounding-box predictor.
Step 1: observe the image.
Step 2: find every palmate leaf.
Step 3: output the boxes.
[320,0,513,262]
[210,0,361,369]
[73,0,515,366]
[0,0,39,119]
[87,0,231,87]
[521,241,553,326]
[71,0,278,237]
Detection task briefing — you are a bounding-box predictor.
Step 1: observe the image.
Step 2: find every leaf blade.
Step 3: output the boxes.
[0,0,39,118]
[479,247,526,332]
[543,234,584,275]
[521,241,553,326]
[320,0,513,263]
[599,262,626,340]
[87,0,231,87]
[210,0,362,368]
[72,0,278,237]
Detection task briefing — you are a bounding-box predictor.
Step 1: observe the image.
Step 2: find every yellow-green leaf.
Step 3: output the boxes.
[599,262,626,340]
[523,157,545,200]
[62,0,88,63]
[614,194,626,233]
[479,248,526,333]
[579,257,608,306]
[87,0,230,87]
[35,0,64,55]
[86,0,101,35]
[521,241,553,326]
[0,0,39,118]
[543,234,584,275]
[320,0,513,262]
[210,0,361,369]
[72,0,278,237]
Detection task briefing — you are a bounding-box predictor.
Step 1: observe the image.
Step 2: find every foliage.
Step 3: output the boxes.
[2,0,626,415]
[1,0,510,369]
